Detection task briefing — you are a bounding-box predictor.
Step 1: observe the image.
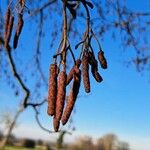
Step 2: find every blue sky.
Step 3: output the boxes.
[0,1,150,150]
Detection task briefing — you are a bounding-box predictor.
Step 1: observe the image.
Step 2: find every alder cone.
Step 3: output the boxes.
[55,71,67,121]
[82,51,90,93]
[4,7,10,39]
[53,117,60,132]
[5,16,14,49]
[98,50,107,69]
[67,59,81,85]
[47,64,58,116]
[62,69,81,125]
[13,13,24,49]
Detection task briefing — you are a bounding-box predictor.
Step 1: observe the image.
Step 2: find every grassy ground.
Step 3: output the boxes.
[5,146,42,150]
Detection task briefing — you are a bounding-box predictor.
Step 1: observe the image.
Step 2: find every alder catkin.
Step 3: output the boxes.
[5,15,14,49]
[67,59,81,85]
[61,69,81,125]
[88,52,103,82]
[13,13,24,49]
[55,71,67,121]
[47,64,58,116]
[53,117,60,132]
[82,51,90,93]
[98,50,107,69]
[4,7,10,39]
[91,68,103,82]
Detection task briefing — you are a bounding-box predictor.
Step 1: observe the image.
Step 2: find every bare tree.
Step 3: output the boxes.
[0,0,150,149]
[69,136,95,150]
[0,109,22,149]
[117,141,130,150]
[96,134,117,150]
[96,133,130,150]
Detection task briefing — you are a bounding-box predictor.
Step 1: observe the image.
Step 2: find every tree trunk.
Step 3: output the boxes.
[0,107,24,150]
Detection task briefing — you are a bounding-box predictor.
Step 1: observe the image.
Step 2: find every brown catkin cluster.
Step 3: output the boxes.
[4,7,24,50]
[67,59,81,85]
[47,64,58,116]
[47,65,68,132]
[98,50,107,69]
[62,68,81,125]
[13,13,24,49]
[88,51,103,83]
[47,51,107,131]
[55,71,67,121]
[82,51,90,93]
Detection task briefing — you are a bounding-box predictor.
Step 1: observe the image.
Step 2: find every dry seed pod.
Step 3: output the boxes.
[4,7,10,39]
[47,64,58,116]
[62,69,81,125]
[53,117,60,132]
[5,15,14,49]
[13,13,24,49]
[82,51,90,93]
[55,71,67,120]
[98,50,107,69]
[67,59,81,85]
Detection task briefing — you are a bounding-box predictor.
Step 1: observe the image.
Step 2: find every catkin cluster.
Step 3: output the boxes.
[47,60,81,132]
[81,49,106,93]
[47,46,107,132]
[4,5,24,50]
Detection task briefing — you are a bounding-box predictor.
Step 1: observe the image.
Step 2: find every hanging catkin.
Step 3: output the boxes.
[55,71,67,121]
[98,50,107,69]
[61,69,81,125]
[91,68,103,82]
[13,13,24,49]
[82,51,90,93]
[53,117,60,132]
[5,15,14,49]
[67,59,81,85]
[88,52,103,82]
[4,7,10,39]
[47,64,58,116]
